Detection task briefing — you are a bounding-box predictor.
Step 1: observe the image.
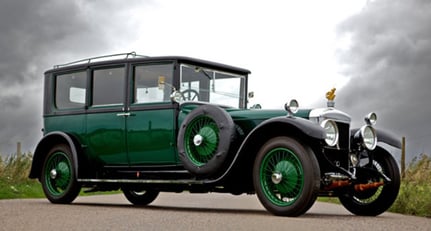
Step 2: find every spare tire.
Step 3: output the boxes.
[178,105,235,176]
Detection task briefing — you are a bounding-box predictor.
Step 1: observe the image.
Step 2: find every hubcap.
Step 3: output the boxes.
[271,172,283,184]
[50,169,57,179]
[193,134,203,146]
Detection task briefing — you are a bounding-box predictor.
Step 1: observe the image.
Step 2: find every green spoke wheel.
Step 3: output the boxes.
[41,144,81,204]
[253,136,320,217]
[260,148,304,206]
[178,105,235,176]
[184,115,219,166]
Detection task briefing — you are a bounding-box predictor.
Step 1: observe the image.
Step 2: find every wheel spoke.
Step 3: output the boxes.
[185,115,219,165]
[45,151,72,196]
[260,147,304,206]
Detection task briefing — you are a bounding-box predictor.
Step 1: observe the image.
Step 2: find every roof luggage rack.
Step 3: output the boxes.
[53,51,148,69]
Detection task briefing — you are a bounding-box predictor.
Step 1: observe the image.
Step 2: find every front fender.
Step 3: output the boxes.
[351,128,401,149]
[235,116,325,157]
[205,116,325,184]
[254,116,326,140]
[29,131,81,179]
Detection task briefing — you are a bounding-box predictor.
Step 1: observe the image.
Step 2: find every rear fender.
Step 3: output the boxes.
[29,132,81,179]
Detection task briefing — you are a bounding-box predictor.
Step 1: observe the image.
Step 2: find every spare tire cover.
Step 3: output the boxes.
[177,105,235,176]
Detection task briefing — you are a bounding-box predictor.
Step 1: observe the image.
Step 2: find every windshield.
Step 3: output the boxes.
[180,64,246,108]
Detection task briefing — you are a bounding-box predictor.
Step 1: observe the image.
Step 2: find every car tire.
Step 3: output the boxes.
[253,136,320,216]
[122,188,160,206]
[178,105,235,176]
[338,147,400,216]
[40,144,81,204]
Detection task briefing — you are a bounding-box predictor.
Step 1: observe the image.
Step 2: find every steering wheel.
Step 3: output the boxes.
[181,89,200,101]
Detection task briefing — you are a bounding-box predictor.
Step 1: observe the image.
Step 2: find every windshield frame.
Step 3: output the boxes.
[179,63,247,109]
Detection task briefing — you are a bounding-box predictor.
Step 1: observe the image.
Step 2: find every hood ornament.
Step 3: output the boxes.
[326,88,336,107]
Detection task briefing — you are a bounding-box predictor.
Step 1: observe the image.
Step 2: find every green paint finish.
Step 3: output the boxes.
[85,109,128,165]
[44,114,86,136]
[294,109,311,119]
[126,108,177,164]
[259,147,304,206]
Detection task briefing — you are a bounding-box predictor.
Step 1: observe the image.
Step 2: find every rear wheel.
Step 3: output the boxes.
[338,147,400,216]
[40,144,81,204]
[253,137,320,216]
[122,188,159,206]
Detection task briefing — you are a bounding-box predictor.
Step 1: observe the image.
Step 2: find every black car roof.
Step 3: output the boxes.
[45,53,251,76]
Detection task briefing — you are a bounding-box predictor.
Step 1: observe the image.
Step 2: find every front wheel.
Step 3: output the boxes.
[122,188,159,206]
[338,147,400,216]
[253,136,320,216]
[40,144,81,204]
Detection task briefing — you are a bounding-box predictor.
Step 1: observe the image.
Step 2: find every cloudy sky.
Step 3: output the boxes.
[0,0,428,163]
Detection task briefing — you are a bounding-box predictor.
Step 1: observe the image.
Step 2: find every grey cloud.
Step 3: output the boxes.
[0,0,150,156]
[333,0,431,161]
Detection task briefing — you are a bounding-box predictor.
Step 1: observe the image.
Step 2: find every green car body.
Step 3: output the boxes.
[30,53,401,217]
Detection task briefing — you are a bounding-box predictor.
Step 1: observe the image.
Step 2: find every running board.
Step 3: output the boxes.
[77,178,206,185]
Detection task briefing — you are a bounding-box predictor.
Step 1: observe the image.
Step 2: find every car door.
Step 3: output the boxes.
[126,63,178,165]
[85,65,129,165]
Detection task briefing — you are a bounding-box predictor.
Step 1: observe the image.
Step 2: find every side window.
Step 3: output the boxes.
[133,64,173,104]
[92,67,125,106]
[55,71,87,109]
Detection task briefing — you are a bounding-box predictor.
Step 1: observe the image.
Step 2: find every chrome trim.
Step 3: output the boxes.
[116,112,131,117]
[309,108,351,123]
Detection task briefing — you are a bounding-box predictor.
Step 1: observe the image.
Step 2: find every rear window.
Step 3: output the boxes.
[55,71,87,109]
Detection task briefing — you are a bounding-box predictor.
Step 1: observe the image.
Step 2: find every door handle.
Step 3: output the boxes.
[116,112,131,117]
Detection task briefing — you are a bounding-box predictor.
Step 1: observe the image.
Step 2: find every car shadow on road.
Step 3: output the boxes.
[70,201,356,218]
[71,201,268,216]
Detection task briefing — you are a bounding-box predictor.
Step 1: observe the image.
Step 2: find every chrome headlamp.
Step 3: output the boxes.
[284,99,299,117]
[355,125,377,150]
[365,112,377,126]
[320,119,339,147]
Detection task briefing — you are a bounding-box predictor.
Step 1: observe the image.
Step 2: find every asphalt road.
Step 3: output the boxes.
[0,193,429,231]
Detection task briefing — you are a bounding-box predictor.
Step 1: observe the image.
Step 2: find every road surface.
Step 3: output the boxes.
[0,193,429,230]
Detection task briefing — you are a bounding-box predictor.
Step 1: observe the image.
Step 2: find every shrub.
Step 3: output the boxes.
[0,153,44,199]
[389,154,431,217]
